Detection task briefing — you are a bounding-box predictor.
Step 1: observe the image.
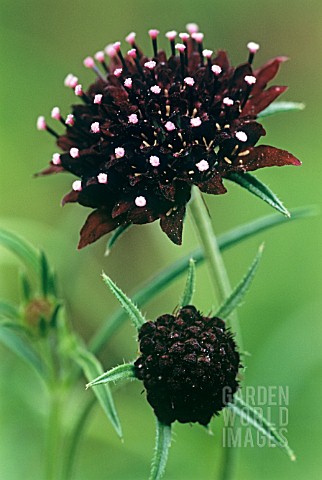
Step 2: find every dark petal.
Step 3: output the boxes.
[78,184,112,209]
[60,149,103,177]
[34,164,65,176]
[242,86,288,116]
[112,200,132,218]
[61,189,79,206]
[127,206,159,224]
[197,174,227,195]
[232,145,301,172]
[78,209,122,249]
[160,205,186,245]
[158,182,176,202]
[230,63,253,92]
[252,57,288,95]
[213,50,230,71]
[234,121,266,146]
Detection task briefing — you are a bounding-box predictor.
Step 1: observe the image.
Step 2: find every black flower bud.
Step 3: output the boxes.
[134,305,241,425]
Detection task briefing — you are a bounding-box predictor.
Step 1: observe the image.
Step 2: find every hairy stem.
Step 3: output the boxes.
[189,187,242,480]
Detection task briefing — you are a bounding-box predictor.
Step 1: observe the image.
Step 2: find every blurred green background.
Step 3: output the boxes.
[1,0,322,478]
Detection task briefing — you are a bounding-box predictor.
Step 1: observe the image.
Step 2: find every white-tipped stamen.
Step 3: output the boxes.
[184,77,195,86]
[94,51,105,63]
[247,41,260,53]
[165,121,176,132]
[51,107,61,120]
[190,117,202,127]
[115,147,125,158]
[37,116,46,130]
[83,56,95,69]
[150,85,161,94]
[97,173,108,184]
[124,78,133,88]
[244,75,257,85]
[149,155,160,167]
[70,147,79,158]
[196,159,209,172]
[125,32,136,46]
[235,131,248,142]
[144,60,157,70]
[165,30,177,41]
[93,94,103,104]
[72,180,82,191]
[223,97,234,106]
[113,68,123,77]
[90,122,100,133]
[52,153,61,165]
[65,114,75,126]
[186,23,199,34]
[74,84,83,96]
[135,196,147,207]
[202,49,213,59]
[128,114,139,124]
[211,64,222,75]
[191,32,204,43]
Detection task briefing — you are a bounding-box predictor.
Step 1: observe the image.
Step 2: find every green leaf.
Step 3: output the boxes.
[19,270,32,302]
[86,362,136,389]
[227,172,290,217]
[179,258,196,307]
[73,344,123,439]
[104,224,131,256]
[0,228,40,274]
[215,244,264,319]
[90,206,315,354]
[102,273,146,331]
[149,419,172,480]
[218,205,317,250]
[47,270,58,298]
[49,303,62,329]
[0,322,46,378]
[0,301,19,319]
[258,101,305,118]
[229,395,296,461]
[40,251,50,297]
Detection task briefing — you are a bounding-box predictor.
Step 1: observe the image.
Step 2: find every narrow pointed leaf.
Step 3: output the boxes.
[86,362,136,388]
[215,244,264,319]
[150,420,172,480]
[0,322,46,378]
[0,301,20,319]
[219,205,317,250]
[90,206,315,354]
[102,273,145,331]
[19,270,32,302]
[73,345,123,439]
[40,251,50,297]
[258,101,305,118]
[105,224,131,256]
[227,172,290,216]
[179,258,196,307]
[47,271,58,297]
[229,395,296,461]
[0,228,39,274]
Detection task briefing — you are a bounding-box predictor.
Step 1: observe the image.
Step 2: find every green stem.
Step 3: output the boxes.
[46,389,62,480]
[189,187,231,304]
[61,396,96,480]
[189,187,241,480]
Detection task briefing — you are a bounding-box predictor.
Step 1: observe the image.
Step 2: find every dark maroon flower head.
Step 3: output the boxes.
[37,26,300,248]
[134,305,240,425]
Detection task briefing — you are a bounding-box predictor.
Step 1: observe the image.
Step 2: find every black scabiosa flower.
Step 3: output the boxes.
[134,305,240,426]
[37,24,300,248]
